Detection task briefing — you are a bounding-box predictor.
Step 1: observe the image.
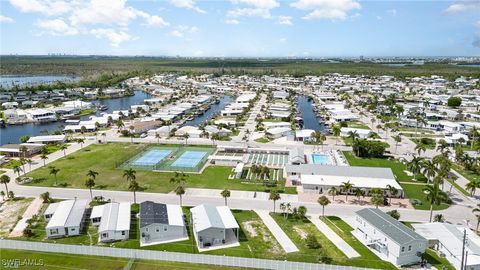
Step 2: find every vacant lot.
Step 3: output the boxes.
[0,198,33,237]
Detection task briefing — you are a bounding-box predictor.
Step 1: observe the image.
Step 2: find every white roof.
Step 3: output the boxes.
[90,205,105,219]
[166,204,184,226]
[234,162,244,173]
[27,135,66,143]
[99,202,131,232]
[46,199,88,229]
[44,202,59,216]
[191,204,239,233]
[301,174,402,190]
[267,127,291,135]
[340,127,371,135]
[296,129,315,137]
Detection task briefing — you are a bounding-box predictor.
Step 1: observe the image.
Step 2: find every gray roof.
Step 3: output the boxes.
[357,208,425,245]
[140,201,168,228]
[285,164,395,180]
[289,148,305,163]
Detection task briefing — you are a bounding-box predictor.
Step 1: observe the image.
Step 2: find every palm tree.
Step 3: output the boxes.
[415,144,427,157]
[19,145,28,158]
[466,180,480,197]
[406,156,424,181]
[332,125,341,145]
[26,159,33,171]
[422,159,437,183]
[354,188,365,202]
[155,133,161,144]
[472,204,480,232]
[174,185,185,206]
[348,131,360,155]
[183,133,190,145]
[424,182,448,222]
[317,195,330,217]
[13,164,22,177]
[129,180,140,204]
[370,193,384,209]
[77,138,85,148]
[40,191,51,203]
[328,186,338,202]
[40,153,48,167]
[221,189,231,206]
[0,175,10,195]
[60,144,68,157]
[471,126,479,150]
[386,184,398,205]
[436,139,448,154]
[85,178,96,199]
[49,166,60,186]
[340,181,353,202]
[392,135,401,154]
[19,157,26,173]
[269,190,281,213]
[123,168,136,182]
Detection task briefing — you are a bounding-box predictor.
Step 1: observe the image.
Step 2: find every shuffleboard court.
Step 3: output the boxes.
[172,151,207,168]
[131,149,172,166]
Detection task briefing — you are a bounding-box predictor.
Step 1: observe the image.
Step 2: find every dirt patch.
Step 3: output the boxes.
[243,221,258,237]
[0,198,33,237]
[293,225,307,239]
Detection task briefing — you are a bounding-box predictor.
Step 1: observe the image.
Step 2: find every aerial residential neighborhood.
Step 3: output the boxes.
[1,0,480,269]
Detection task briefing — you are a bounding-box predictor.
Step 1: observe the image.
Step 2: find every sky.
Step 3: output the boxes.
[0,0,479,57]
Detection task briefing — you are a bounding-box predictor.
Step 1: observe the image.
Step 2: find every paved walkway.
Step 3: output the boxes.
[308,215,360,258]
[254,210,299,253]
[9,197,43,237]
[185,188,299,202]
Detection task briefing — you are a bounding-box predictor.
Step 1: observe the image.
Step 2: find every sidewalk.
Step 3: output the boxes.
[308,214,360,258]
[185,188,299,202]
[255,210,299,253]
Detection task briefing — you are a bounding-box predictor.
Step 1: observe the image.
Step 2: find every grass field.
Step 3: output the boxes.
[343,151,449,210]
[321,216,396,269]
[24,142,291,193]
[0,249,243,270]
[346,121,371,130]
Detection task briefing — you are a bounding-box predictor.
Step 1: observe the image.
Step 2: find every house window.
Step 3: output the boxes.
[401,247,405,252]
[156,227,160,233]
[71,228,75,231]
[122,231,126,236]
[408,245,412,251]
[164,227,168,231]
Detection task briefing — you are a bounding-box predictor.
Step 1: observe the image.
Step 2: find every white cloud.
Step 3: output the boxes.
[0,15,15,23]
[171,25,199,38]
[9,0,71,16]
[36,18,79,35]
[387,9,397,16]
[90,28,132,47]
[445,2,480,13]
[291,0,361,21]
[225,19,240,24]
[277,16,292,25]
[228,0,279,19]
[170,0,206,13]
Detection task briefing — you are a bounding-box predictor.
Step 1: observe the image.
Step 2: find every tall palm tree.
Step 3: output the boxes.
[174,185,185,206]
[354,188,365,202]
[317,195,330,217]
[221,189,231,206]
[40,153,48,167]
[471,126,479,150]
[332,125,341,145]
[13,164,22,177]
[155,133,161,144]
[386,184,398,205]
[415,144,427,157]
[85,178,95,199]
[340,181,353,202]
[77,138,85,149]
[466,180,480,197]
[183,133,190,145]
[422,159,437,183]
[49,166,60,186]
[406,156,424,181]
[60,144,68,157]
[424,182,448,222]
[269,190,280,213]
[123,169,136,182]
[129,180,140,204]
[0,175,10,195]
[328,186,338,202]
[392,135,401,154]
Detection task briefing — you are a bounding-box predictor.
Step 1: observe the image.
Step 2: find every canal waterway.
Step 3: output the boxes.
[297,95,326,132]
[184,95,232,127]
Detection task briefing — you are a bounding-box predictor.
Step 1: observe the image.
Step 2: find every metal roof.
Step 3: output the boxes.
[356,208,425,245]
[190,204,239,233]
[98,202,130,232]
[285,164,396,180]
[46,199,87,229]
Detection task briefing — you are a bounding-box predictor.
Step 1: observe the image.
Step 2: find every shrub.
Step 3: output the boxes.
[352,139,387,158]
[386,210,400,220]
[306,233,320,249]
[447,96,462,107]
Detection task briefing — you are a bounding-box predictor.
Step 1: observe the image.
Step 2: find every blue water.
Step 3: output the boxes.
[172,151,207,167]
[297,95,325,132]
[0,75,80,89]
[0,90,151,145]
[184,95,232,126]
[312,154,331,165]
[132,149,171,166]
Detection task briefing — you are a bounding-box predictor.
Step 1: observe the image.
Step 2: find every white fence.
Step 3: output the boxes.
[0,239,373,270]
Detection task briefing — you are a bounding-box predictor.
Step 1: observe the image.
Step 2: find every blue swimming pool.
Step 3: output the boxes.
[172,151,207,168]
[311,154,331,165]
[132,149,172,166]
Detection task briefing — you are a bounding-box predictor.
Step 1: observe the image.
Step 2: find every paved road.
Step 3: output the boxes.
[255,210,299,253]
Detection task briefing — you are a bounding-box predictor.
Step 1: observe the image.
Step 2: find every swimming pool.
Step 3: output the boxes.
[311,154,331,165]
[172,151,207,168]
[132,149,172,166]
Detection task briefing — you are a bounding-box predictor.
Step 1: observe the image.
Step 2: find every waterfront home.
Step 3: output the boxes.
[0,143,44,157]
[204,125,231,137]
[27,135,66,144]
[413,222,480,270]
[190,204,240,251]
[214,118,237,127]
[273,90,288,99]
[340,127,372,139]
[46,199,88,238]
[64,124,96,133]
[354,208,427,266]
[129,120,160,134]
[147,125,176,138]
[1,101,19,109]
[139,201,187,246]
[266,127,291,139]
[294,129,315,142]
[27,109,56,122]
[3,109,28,124]
[263,121,291,130]
[442,133,469,145]
[92,202,131,243]
[63,100,93,109]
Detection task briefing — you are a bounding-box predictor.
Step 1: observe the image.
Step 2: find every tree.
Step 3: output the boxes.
[415,144,427,157]
[40,192,51,203]
[406,156,424,181]
[174,185,185,206]
[370,193,384,209]
[123,168,136,182]
[392,135,402,154]
[0,190,4,201]
[20,135,30,143]
[332,125,341,145]
[183,133,190,145]
[60,144,68,157]
[221,189,231,206]
[0,175,10,195]
[269,190,281,213]
[129,180,140,204]
[447,96,462,108]
[340,181,353,202]
[306,233,320,249]
[49,166,60,186]
[424,182,449,222]
[386,210,400,220]
[77,138,85,148]
[317,196,330,217]
[297,205,307,219]
[386,184,398,205]
[40,153,48,166]
[421,159,437,184]
[85,178,96,200]
[328,186,338,202]
[433,214,445,223]
[466,180,480,197]
[13,164,22,177]
[155,133,161,144]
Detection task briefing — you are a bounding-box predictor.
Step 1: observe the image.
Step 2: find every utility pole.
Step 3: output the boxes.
[460,228,467,270]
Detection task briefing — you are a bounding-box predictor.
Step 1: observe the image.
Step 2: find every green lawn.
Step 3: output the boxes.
[254,137,271,143]
[411,139,436,150]
[24,142,291,193]
[78,108,97,116]
[423,249,456,270]
[321,216,396,269]
[270,213,393,268]
[343,151,450,210]
[346,121,371,130]
[452,163,480,183]
[398,127,434,134]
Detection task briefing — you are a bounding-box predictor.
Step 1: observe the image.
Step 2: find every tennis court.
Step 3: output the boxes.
[172,151,208,168]
[131,149,172,166]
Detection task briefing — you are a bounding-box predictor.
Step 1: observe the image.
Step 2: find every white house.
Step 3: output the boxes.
[413,222,480,270]
[354,208,427,266]
[190,204,240,251]
[139,201,188,246]
[95,202,131,243]
[340,127,372,139]
[45,199,88,238]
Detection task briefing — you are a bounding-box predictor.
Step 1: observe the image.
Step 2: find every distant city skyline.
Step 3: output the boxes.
[1,0,479,57]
